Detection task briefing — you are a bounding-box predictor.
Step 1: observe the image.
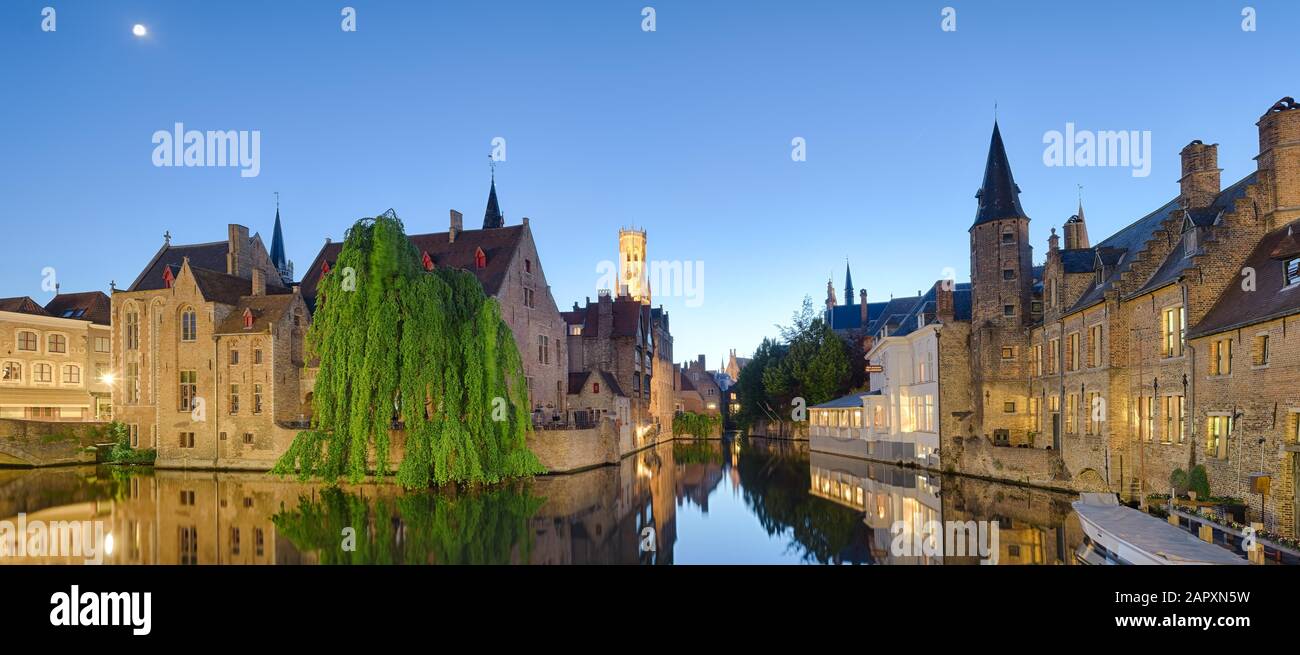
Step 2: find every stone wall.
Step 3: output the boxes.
[0,418,105,466]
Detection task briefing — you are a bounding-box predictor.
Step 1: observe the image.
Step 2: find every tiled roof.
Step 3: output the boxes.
[885,283,972,338]
[827,300,889,332]
[213,293,297,334]
[128,240,229,292]
[0,296,51,317]
[300,225,526,311]
[43,291,111,325]
[865,295,924,336]
[1188,219,1300,338]
[1128,173,1257,300]
[1059,249,1097,274]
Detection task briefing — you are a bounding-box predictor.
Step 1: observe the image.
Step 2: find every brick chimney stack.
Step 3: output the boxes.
[449,209,464,243]
[1258,97,1300,228]
[1179,140,1221,209]
[935,279,954,322]
[859,289,868,325]
[251,268,265,296]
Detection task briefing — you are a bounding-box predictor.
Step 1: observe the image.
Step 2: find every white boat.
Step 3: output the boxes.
[1071,493,1248,565]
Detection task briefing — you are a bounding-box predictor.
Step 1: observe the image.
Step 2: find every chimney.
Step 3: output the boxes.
[251,268,265,296]
[449,210,463,243]
[226,224,250,276]
[859,289,868,325]
[1258,98,1300,227]
[1179,140,1221,209]
[935,279,954,322]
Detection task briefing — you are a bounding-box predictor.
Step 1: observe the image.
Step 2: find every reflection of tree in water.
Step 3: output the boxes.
[735,440,864,564]
[272,484,545,564]
[672,440,722,465]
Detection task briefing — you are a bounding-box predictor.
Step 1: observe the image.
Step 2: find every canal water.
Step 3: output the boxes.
[0,434,1088,564]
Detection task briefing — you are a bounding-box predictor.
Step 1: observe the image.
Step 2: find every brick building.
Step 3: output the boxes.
[111,222,311,469]
[562,229,675,436]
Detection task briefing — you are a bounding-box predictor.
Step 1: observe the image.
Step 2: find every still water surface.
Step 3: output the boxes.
[0,435,1086,564]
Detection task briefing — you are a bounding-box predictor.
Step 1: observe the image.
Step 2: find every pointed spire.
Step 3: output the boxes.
[844,259,854,306]
[269,193,292,285]
[973,121,1028,227]
[483,163,504,229]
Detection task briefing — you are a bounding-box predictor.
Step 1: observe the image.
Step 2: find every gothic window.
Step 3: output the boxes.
[125,309,140,351]
[180,307,197,342]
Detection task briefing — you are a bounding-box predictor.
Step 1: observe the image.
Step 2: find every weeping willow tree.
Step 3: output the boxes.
[272,212,544,488]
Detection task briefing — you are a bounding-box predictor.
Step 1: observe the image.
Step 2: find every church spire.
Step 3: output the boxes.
[483,163,504,229]
[972,121,1028,228]
[269,193,293,285]
[844,260,854,306]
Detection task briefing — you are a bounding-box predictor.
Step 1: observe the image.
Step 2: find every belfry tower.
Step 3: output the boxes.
[618,228,649,304]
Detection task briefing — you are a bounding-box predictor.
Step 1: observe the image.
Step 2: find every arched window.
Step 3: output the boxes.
[124,306,140,351]
[33,363,53,383]
[16,331,37,352]
[47,334,67,354]
[1,362,21,382]
[180,307,197,342]
[62,364,80,384]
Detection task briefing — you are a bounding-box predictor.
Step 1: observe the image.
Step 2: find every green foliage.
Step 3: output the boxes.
[105,421,156,465]
[1188,465,1211,499]
[271,485,545,564]
[673,411,720,438]
[1169,468,1189,497]
[672,440,722,465]
[272,213,543,488]
[734,296,853,432]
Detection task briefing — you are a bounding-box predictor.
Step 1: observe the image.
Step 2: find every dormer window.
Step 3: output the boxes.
[475,247,487,269]
[1287,257,1300,287]
[162,267,175,289]
[421,251,434,272]
[242,308,254,330]
[1184,228,1198,258]
[321,261,331,277]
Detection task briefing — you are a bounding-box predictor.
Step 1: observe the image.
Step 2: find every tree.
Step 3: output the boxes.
[273,212,544,488]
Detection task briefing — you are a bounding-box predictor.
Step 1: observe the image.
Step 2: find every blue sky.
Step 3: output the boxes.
[1,1,1296,366]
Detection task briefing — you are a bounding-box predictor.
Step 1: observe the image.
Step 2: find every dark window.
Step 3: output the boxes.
[1287,258,1300,286]
[1002,268,1015,280]
[1003,305,1015,317]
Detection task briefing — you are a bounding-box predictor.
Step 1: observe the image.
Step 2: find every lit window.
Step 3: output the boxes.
[1210,338,1233,376]
[1206,415,1232,459]
[1161,306,1185,358]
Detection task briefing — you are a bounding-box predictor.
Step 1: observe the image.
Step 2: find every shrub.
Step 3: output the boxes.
[1188,465,1211,500]
[106,421,156,465]
[1169,468,1189,497]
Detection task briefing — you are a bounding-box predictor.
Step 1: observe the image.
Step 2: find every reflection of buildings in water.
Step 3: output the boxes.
[809,451,943,564]
[942,476,1082,565]
[674,443,725,514]
[807,451,1083,565]
[529,441,677,564]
